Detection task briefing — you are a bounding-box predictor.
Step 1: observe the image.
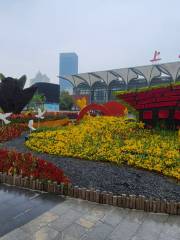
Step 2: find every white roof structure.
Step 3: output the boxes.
[59,61,180,88]
[157,62,180,81]
[131,65,161,83]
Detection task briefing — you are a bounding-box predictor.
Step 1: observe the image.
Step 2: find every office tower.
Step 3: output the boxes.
[59,52,78,92]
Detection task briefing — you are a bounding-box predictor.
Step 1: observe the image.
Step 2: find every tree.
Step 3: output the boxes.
[28,93,46,110]
[0,73,5,81]
[59,91,73,110]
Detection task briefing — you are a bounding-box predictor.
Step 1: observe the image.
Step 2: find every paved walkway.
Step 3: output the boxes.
[0,184,64,237]
[0,185,179,240]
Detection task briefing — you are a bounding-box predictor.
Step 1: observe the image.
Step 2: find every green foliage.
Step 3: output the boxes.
[28,93,46,110]
[59,91,73,110]
[114,81,180,95]
[112,91,139,119]
[35,126,62,132]
[117,98,139,120]
[0,73,5,81]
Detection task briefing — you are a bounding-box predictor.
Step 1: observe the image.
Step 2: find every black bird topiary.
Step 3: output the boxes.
[0,75,37,114]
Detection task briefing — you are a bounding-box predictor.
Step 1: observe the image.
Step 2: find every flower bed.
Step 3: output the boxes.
[117,83,180,128]
[0,149,69,184]
[0,124,27,142]
[0,117,71,143]
[33,118,70,128]
[26,116,180,180]
[44,111,78,120]
[8,111,78,124]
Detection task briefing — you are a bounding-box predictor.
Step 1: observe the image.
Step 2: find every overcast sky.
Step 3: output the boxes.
[0,0,180,85]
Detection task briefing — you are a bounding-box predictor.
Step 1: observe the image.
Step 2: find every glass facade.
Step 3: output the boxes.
[75,83,90,95]
[91,82,108,103]
[59,52,78,91]
[108,80,126,100]
[128,78,148,90]
[150,76,172,86]
[75,75,174,104]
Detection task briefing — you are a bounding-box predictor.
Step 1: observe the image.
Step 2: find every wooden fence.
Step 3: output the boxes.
[0,172,179,215]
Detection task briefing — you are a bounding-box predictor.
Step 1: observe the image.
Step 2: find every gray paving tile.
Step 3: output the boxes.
[81,222,114,240]
[71,199,99,213]
[48,209,83,231]
[50,202,73,216]
[62,223,88,240]
[79,210,104,224]
[124,209,146,223]
[109,221,140,240]
[32,226,61,240]
[1,185,180,240]
[76,218,96,229]
[130,213,168,240]
[0,228,32,240]
[21,212,59,234]
[0,185,64,237]
[108,210,145,240]
[158,232,180,240]
[158,215,180,240]
[101,207,130,227]
[91,203,113,212]
[78,204,112,226]
[167,214,180,225]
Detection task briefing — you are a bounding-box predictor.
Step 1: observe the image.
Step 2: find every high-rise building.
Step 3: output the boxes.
[30,71,50,86]
[59,52,78,92]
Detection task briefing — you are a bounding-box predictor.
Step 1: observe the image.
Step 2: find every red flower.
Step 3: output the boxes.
[0,149,70,185]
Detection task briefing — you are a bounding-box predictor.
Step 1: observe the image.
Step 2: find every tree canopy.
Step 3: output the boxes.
[28,93,46,110]
[59,91,73,110]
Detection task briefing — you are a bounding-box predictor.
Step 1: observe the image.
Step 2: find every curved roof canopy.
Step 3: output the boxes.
[131,65,161,83]
[59,61,180,87]
[157,62,180,81]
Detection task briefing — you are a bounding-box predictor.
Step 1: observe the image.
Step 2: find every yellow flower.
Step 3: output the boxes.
[26,116,180,180]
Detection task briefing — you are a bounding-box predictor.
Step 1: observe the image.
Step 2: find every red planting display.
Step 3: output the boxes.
[0,149,70,184]
[77,101,126,120]
[117,85,180,127]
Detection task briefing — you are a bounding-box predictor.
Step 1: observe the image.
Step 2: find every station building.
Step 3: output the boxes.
[60,61,180,104]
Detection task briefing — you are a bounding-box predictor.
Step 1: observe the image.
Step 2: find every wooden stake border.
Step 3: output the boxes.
[0,172,179,215]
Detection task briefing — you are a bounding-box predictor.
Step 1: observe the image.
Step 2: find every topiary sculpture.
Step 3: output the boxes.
[0,75,37,114]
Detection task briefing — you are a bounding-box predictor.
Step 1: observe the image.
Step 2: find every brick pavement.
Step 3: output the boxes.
[0,185,179,240]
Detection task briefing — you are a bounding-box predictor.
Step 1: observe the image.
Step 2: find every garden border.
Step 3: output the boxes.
[0,172,179,215]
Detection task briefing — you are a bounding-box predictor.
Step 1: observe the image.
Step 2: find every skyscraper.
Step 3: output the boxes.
[30,71,50,86]
[59,52,78,92]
